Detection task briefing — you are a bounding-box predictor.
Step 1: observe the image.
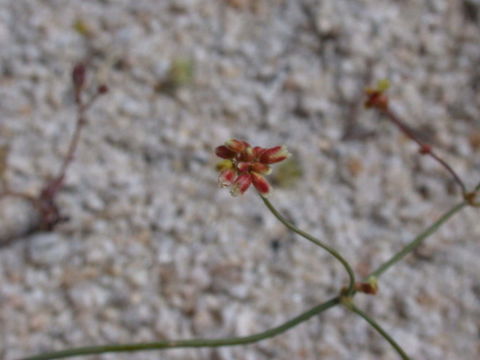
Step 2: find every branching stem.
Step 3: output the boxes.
[381,106,467,194]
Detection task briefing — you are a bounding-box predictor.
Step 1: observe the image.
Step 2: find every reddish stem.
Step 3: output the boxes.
[380,106,467,194]
[49,81,104,197]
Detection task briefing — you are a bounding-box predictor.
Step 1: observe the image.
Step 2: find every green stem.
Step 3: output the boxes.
[22,297,340,360]
[350,304,411,360]
[369,201,466,279]
[22,185,480,360]
[260,195,356,295]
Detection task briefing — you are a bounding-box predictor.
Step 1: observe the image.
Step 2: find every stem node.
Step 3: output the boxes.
[464,191,479,207]
[339,294,354,310]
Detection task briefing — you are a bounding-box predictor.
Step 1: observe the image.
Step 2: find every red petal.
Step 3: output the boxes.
[218,169,236,188]
[225,139,247,153]
[251,172,271,196]
[259,146,291,164]
[215,145,236,159]
[364,92,388,110]
[238,146,255,162]
[237,162,251,172]
[250,162,271,175]
[253,146,266,158]
[230,173,252,196]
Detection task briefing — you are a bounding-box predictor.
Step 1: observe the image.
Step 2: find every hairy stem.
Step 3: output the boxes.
[21,297,340,360]
[350,304,411,360]
[260,195,356,295]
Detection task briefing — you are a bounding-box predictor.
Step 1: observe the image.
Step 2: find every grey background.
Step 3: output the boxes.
[0,0,479,359]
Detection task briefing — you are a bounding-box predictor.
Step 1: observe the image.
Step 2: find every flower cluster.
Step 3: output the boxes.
[364,79,390,110]
[215,139,291,196]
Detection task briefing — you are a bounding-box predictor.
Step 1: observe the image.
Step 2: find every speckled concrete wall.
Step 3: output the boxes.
[0,1,479,359]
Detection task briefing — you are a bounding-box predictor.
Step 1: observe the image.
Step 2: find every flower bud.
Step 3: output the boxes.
[225,139,247,153]
[251,172,271,196]
[218,169,237,188]
[230,173,252,196]
[237,162,251,172]
[72,63,86,90]
[215,145,236,159]
[250,162,271,175]
[259,146,291,164]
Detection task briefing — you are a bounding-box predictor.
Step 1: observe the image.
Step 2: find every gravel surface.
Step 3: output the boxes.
[0,0,479,359]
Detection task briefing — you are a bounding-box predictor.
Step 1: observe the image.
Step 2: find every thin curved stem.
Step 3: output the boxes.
[260,195,356,295]
[51,80,105,197]
[381,106,467,194]
[369,201,466,279]
[20,182,480,360]
[21,297,340,360]
[350,304,411,360]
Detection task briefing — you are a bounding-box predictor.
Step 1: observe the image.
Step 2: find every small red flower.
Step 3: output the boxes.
[215,139,291,196]
[365,91,388,110]
[364,79,390,111]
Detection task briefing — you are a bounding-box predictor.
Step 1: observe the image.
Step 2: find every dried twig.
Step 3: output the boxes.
[0,63,108,244]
